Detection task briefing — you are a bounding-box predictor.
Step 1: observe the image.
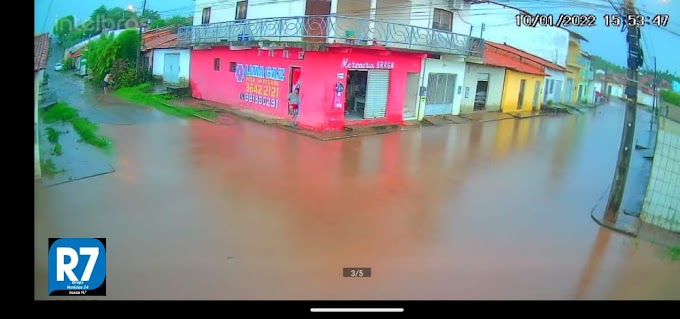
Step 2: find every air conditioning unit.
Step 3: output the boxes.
[449,0,464,9]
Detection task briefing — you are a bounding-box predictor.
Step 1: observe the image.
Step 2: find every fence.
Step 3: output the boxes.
[641,115,680,233]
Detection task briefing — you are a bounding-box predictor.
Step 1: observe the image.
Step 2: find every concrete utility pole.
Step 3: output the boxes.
[650,57,657,131]
[603,65,609,102]
[135,0,148,80]
[604,0,643,222]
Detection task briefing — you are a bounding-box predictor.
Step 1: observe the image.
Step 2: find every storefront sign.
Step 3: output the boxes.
[340,58,395,69]
[234,63,286,108]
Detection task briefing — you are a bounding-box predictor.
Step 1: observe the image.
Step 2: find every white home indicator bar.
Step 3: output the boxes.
[310,308,404,313]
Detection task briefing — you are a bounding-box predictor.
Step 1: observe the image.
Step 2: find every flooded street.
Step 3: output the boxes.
[35,50,679,300]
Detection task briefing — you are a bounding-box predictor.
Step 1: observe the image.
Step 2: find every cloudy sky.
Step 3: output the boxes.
[34,0,680,74]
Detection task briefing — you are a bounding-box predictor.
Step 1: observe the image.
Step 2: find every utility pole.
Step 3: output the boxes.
[604,0,643,223]
[650,57,657,131]
[135,0,148,80]
[603,65,609,102]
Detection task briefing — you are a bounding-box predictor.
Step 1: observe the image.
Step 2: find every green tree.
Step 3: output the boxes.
[53,15,75,44]
[150,15,192,29]
[115,29,141,64]
[141,9,162,22]
[83,32,120,83]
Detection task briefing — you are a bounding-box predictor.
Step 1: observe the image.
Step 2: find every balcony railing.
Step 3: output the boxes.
[178,15,483,57]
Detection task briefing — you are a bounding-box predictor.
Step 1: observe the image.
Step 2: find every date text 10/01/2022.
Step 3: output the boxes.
[515,13,669,28]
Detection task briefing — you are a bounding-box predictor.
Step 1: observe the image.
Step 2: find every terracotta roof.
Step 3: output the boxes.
[486,41,566,71]
[34,33,50,71]
[142,33,178,51]
[484,46,547,76]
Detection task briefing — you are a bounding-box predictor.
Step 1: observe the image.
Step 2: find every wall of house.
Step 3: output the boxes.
[193,0,307,25]
[587,81,602,104]
[417,54,467,118]
[565,67,579,103]
[34,70,43,179]
[501,69,543,112]
[567,39,582,82]
[469,2,569,66]
[607,83,624,98]
[461,63,505,113]
[637,90,655,106]
[641,116,680,233]
[406,0,471,35]
[545,68,566,104]
[190,46,423,130]
[152,48,192,84]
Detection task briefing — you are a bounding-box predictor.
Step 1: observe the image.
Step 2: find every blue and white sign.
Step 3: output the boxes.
[48,238,107,296]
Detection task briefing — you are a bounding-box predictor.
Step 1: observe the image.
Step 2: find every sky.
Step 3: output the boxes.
[34,0,680,74]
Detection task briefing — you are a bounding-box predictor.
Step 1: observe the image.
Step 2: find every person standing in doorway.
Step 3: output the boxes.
[288,87,300,117]
[103,71,114,94]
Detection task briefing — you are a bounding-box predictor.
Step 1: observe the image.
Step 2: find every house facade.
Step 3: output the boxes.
[565,31,588,104]
[468,1,570,107]
[180,0,483,131]
[577,51,595,104]
[142,26,191,85]
[464,41,556,113]
[35,33,51,179]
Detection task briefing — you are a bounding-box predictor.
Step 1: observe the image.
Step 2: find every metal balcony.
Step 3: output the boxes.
[178,15,483,57]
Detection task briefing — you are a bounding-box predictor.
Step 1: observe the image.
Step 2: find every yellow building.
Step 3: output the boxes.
[565,31,588,104]
[484,42,557,113]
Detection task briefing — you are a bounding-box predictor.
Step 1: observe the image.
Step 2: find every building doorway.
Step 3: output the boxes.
[474,81,489,111]
[565,78,573,102]
[517,79,526,110]
[345,69,390,120]
[290,66,301,92]
[424,73,457,116]
[304,0,331,42]
[532,80,541,110]
[577,84,584,104]
[403,72,419,120]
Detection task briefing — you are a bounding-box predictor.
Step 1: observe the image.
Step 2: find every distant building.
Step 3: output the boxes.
[673,80,680,92]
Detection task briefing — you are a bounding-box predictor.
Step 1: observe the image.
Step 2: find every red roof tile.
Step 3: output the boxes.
[142,33,178,51]
[34,33,50,71]
[483,44,547,76]
[486,41,566,71]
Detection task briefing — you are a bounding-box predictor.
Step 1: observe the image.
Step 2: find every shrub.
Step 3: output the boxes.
[63,57,74,70]
[660,90,680,107]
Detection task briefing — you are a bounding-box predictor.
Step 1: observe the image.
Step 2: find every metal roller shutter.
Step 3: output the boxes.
[364,70,390,119]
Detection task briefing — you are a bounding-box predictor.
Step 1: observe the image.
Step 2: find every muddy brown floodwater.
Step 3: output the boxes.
[35,49,680,300]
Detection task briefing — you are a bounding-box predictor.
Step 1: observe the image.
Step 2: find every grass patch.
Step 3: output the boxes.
[660,90,680,107]
[52,143,63,156]
[40,158,64,176]
[670,246,680,261]
[40,102,111,150]
[114,83,217,119]
[45,127,62,144]
[70,117,111,148]
[42,102,79,123]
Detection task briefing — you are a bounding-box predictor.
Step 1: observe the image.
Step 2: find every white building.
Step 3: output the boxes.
[142,27,191,85]
[186,0,483,121]
[469,0,569,106]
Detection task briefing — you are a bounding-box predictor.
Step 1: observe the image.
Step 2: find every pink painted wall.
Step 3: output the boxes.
[190,46,423,131]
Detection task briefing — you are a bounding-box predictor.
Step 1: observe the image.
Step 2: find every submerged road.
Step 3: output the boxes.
[35,46,679,300]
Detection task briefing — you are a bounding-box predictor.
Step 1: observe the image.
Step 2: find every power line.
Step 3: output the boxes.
[41,0,55,34]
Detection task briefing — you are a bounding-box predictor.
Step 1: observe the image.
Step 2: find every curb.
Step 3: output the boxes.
[590,186,641,237]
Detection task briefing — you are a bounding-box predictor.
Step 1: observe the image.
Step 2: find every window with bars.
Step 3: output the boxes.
[432,8,453,32]
[214,58,220,71]
[426,73,457,105]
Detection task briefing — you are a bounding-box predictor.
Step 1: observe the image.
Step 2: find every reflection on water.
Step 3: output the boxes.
[35,102,680,300]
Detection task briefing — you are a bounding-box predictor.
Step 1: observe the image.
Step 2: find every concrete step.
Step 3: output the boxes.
[422,116,454,126]
[344,123,400,133]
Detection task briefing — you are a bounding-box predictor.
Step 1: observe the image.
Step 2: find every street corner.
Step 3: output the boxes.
[38,122,115,188]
